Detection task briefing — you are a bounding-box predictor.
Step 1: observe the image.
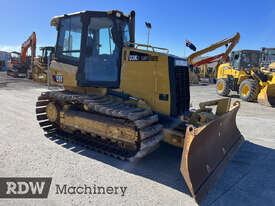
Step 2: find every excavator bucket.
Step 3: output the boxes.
[257,84,275,107]
[180,101,244,204]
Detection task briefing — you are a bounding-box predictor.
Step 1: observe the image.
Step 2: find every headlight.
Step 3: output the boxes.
[175,59,187,67]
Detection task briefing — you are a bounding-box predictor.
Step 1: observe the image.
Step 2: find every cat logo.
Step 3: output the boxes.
[53,75,63,83]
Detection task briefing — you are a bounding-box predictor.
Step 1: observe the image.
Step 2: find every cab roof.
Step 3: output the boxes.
[233,49,261,53]
[50,10,132,27]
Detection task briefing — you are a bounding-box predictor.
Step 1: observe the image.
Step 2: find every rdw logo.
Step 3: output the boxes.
[0,177,52,198]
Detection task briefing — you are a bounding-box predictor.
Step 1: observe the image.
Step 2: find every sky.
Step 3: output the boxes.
[0,0,275,57]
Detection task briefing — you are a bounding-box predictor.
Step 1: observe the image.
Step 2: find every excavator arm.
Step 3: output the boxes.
[21,32,36,65]
[193,53,229,67]
[187,32,240,65]
[188,33,240,79]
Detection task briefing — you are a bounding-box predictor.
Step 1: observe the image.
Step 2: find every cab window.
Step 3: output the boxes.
[56,16,83,62]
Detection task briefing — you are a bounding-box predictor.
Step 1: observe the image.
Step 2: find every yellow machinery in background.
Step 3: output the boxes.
[35,10,244,203]
[261,47,275,71]
[216,50,275,106]
[259,47,275,105]
[187,33,240,84]
[32,46,55,83]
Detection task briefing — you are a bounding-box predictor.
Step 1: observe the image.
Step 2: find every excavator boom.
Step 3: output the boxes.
[7,32,36,78]
[193,53,229,67]
[21,32,36,65]
[188,32,240,65]
[188,33,240,80]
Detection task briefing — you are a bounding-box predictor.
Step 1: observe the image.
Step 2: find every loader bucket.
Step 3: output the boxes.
[257,84,275,107]
[180,101,244,204]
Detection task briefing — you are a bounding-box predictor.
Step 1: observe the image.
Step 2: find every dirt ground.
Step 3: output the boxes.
[0,71,275,206]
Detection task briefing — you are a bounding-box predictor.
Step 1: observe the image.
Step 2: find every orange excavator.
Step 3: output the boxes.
[7,32,36,78]
[188,33,240,84]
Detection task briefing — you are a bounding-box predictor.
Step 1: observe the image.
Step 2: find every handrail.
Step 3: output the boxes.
[125,42,169,54]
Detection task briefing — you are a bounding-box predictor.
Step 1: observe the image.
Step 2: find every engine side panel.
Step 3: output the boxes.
[119,47,171,115]
[50,60,78,87]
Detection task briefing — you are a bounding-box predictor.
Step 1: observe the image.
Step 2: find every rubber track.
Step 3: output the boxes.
[36,91,164,160]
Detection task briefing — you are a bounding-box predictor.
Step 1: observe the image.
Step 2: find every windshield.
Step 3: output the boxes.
[84,16,130,83]
[263,49,275,63]
[56,15,82,62]
[11,53,20,58]
[241,51,260,68]
[9,52,20,61]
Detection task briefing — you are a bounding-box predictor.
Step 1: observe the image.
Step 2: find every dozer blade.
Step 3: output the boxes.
[257,84,275,107]
[180,101,244,204]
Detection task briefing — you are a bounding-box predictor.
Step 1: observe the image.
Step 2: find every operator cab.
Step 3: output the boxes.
[51,10,135,88]
[8,52,21,64]
[40,47,55,64]
[230,50,261,71]
[261,48,275,69]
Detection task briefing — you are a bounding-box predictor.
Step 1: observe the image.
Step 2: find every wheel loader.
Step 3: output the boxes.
[35,10,244,204]
[216,50,275,106]
[258,48,275,106]
[32,46,55,83]
[261,47,275,71]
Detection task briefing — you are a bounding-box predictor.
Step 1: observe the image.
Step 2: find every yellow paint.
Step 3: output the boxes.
[241,84,250,97]
[48,43,244,150]
[217,81,224,91]
[162,128,185,147]
[46,102,58,122]
[119,47,171,115]
[50,48,171,115]
[60,110,138,143]
[269,62,275,70]
[50,60,78,87]
[217,63,255,86]
[217,61,275,106]
[32,61,48,83]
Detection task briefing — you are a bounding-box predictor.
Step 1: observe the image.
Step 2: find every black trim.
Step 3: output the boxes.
[76,13,90,84]
[62,50,81,53]
[73,11,134,88]
[159,94,169,101]
[129,11,135,44]
[168,56,190,117]
[107,90,131,100]
[227,76,239,91]
[54,15,82,67]
[168,57,176,116]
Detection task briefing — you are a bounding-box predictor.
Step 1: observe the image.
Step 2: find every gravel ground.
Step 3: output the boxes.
[0,71,275,206]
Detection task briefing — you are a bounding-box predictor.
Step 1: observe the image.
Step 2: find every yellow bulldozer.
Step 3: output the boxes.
[35,10,244,203]
[32,46,55,83]
[216,49,275,106]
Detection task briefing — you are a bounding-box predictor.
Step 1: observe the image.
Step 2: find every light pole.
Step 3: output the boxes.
[145,22,151,50]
